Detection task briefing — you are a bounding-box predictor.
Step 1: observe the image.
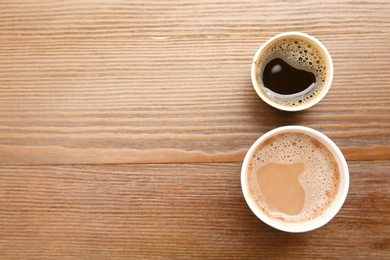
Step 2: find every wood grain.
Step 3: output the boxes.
[0,1,389,259]
[1,0,389,165]
[0,161,389,259]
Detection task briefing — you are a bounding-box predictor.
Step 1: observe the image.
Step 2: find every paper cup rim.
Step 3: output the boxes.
[251,32,334,111]
[241,126,349,233]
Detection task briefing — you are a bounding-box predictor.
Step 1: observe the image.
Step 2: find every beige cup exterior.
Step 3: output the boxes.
[251,32,334,111]
[241,126,349,233]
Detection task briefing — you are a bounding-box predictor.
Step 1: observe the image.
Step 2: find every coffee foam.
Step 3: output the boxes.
[256,37,328,107]
[247,132,340,223]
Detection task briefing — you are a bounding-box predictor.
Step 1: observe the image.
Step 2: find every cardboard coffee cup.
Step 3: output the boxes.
[251,32,333,111]
[241,126,349,232]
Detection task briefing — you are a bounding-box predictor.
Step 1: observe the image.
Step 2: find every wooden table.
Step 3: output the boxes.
[1,1,389,258]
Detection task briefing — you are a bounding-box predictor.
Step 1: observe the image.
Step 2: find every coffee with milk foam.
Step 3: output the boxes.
[247,132,340,223]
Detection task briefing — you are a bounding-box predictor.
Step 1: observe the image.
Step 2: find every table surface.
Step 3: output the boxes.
[1,1,389,259]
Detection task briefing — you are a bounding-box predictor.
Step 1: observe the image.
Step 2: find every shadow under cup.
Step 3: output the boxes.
[251,32,334,111]
[241,126,349,233]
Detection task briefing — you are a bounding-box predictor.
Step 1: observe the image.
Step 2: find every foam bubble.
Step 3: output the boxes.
[256,37,328,107]
[247,133,340,223]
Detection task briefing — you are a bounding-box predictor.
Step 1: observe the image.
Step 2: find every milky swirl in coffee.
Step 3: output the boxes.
[247,133,340,223]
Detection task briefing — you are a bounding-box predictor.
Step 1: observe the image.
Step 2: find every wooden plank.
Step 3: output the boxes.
[0,1,390,165]
[0,161,389,258]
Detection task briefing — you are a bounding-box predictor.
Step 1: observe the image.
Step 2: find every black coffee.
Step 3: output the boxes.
[263,58,316,96]
[255,36,328,107]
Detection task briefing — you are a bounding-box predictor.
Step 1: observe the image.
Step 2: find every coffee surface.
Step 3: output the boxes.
[255,36,328,107]
[247,132,340,223]
[257,162,305,215]
[263,58,316,96]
